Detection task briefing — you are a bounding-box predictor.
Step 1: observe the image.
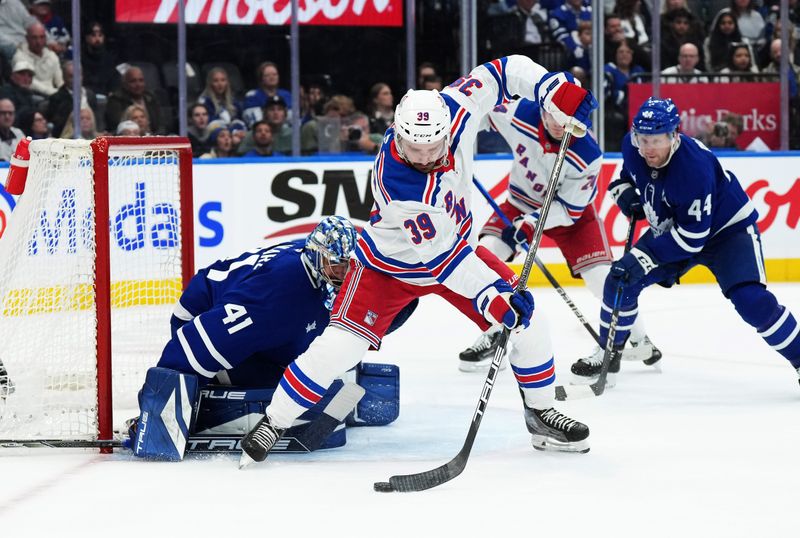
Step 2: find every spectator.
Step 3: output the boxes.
[301,94,377,155]
[198,66,241,124]
[263,95,293,154]
[81,21,118,96]
[122,104,151,136]
[0,98,24,162]
[200,121,236,159]
[45,60,97,137]
[705,8,744,71]
[487,0,551,57]
[187,103,210,157]
[567,20,593,74]
[763,38,800,97]
[604,15,626,62]
[700,118,740,149]
[0,0,36,62]
[11,22,62,97]
[105,66,163,135]
[614,0,650,50]
[569,65,590,89]
[306,79,329,117]
[60,108,97,140]
[719,41,760,81]
[367,82,394,136]
[662,43,709,82]
[242,62,292,126]
[0,59,36,123]
[661,0,705,36]
[243,121,281,157]
[116,120,140,136]
[229,119,247,151]
[417,62,438,89]
[421,75,444,90]
[660,7,706,68]
[730,0,765,45]
[549,0,592,54]
[30,0,70,56]
[605,39,646,109]
[17,109,49,139]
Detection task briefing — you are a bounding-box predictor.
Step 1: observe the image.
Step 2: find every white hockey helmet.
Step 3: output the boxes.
[393,89,451,169]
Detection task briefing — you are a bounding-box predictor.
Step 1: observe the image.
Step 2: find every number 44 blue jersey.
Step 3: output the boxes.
[157,240,333,380]
[617,133,758,264]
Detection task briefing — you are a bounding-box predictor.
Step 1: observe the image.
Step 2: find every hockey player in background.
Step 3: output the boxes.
[239,55,599,468]
[458,96,662,375]
[130,216,413,460]
[571,97,800,385]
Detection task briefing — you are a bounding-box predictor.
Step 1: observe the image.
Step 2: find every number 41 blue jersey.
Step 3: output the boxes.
[157,240,332,380]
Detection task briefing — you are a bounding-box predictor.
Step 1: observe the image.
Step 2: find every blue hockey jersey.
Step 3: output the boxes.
[158,240,332,379]
[616,133,758,265]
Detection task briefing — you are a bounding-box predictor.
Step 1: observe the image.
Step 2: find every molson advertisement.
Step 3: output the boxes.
[115,0,403,26]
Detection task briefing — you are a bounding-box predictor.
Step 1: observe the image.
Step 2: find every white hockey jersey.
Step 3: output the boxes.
[486,98,602,229]
[354,56,549,300]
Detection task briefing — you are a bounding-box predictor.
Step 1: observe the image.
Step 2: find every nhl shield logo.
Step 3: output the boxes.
[364,310,378,326]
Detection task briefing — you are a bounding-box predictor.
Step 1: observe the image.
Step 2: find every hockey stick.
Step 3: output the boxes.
[1,383,366,454]
[471,176,601,345]
[374,132,574,493]
[554,216,637,401]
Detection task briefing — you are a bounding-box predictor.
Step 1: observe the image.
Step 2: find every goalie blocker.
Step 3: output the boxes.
[130,362,399,460]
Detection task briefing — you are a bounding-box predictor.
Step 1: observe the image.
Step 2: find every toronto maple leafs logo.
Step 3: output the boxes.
[306,321,316,333]
[643,183,673,237]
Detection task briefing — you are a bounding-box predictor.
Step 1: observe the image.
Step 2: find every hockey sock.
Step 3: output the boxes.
[729,284,800,367]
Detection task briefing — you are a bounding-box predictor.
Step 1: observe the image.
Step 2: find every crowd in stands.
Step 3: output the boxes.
[1,0,799,162]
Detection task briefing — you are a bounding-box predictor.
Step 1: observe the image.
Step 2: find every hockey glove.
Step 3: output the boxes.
[535,72,598,138]
[615,186,645,221]
[501,212,539,254]
[609,247,658,288]
[474,279,535,330]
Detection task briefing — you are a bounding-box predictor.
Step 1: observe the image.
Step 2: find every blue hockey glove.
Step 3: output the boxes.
[609,248,658,288]
[474,279,535,330]
[616,187,645,221]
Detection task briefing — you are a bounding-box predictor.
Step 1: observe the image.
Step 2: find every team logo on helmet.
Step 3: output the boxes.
[303,215,358,288]
[632,97,681,136]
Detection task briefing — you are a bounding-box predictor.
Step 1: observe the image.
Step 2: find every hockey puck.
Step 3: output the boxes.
[373,481,394,492]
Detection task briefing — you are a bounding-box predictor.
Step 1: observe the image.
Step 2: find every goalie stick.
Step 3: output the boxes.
[0,383,366,454]
[374,131,574,493]
[554,216,638,401]
[471,176,601,345]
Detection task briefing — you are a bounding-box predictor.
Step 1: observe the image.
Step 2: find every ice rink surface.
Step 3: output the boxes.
[1,283,798,537]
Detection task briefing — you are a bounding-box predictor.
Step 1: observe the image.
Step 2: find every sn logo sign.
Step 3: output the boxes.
[27,181,179,255]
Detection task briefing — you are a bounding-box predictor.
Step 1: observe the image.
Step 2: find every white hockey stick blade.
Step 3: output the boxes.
[325,382,366,421]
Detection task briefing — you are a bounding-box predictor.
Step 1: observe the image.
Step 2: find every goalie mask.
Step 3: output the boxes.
[393,89,451,173]
[303,216,358,289]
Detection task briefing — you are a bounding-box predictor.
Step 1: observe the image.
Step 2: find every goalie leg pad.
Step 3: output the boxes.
[133,367,199,461]
[347,362,400,426]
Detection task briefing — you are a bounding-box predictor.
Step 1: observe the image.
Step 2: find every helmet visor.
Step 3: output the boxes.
[632,132,674,150]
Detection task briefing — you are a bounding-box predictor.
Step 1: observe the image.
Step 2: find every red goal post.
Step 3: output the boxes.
[0,136,194,450]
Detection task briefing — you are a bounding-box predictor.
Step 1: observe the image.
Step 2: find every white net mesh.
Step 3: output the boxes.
[0,139,186,440]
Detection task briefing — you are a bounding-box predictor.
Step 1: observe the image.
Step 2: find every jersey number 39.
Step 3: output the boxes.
[404,213,437,244]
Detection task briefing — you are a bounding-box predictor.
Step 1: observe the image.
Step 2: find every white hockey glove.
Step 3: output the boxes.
[535,72,598,138]
[474,280,535,331]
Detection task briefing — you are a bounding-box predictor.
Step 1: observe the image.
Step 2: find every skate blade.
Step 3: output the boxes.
[570,373,616,388]
[238,452,256,470]
[531,435,590,454]
[458,359,507,373]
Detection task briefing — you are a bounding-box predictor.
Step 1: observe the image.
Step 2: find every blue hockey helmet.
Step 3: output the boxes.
[632,97,681,136]
[304,216,358,288]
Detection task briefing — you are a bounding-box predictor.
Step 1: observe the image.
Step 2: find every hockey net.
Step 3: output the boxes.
[0,137,193,445]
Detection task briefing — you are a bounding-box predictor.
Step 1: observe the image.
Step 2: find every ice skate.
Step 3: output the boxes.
[570,347,620,387]
[622,335,663,367]
[239,413,285,469]
[524,406,590,453]
[458,326,507,372]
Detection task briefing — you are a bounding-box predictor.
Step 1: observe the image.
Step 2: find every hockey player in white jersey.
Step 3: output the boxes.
[239,56,598,468]
[458,97,662,376]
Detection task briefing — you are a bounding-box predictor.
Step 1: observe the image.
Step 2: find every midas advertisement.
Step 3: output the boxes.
[190,154,800,284]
